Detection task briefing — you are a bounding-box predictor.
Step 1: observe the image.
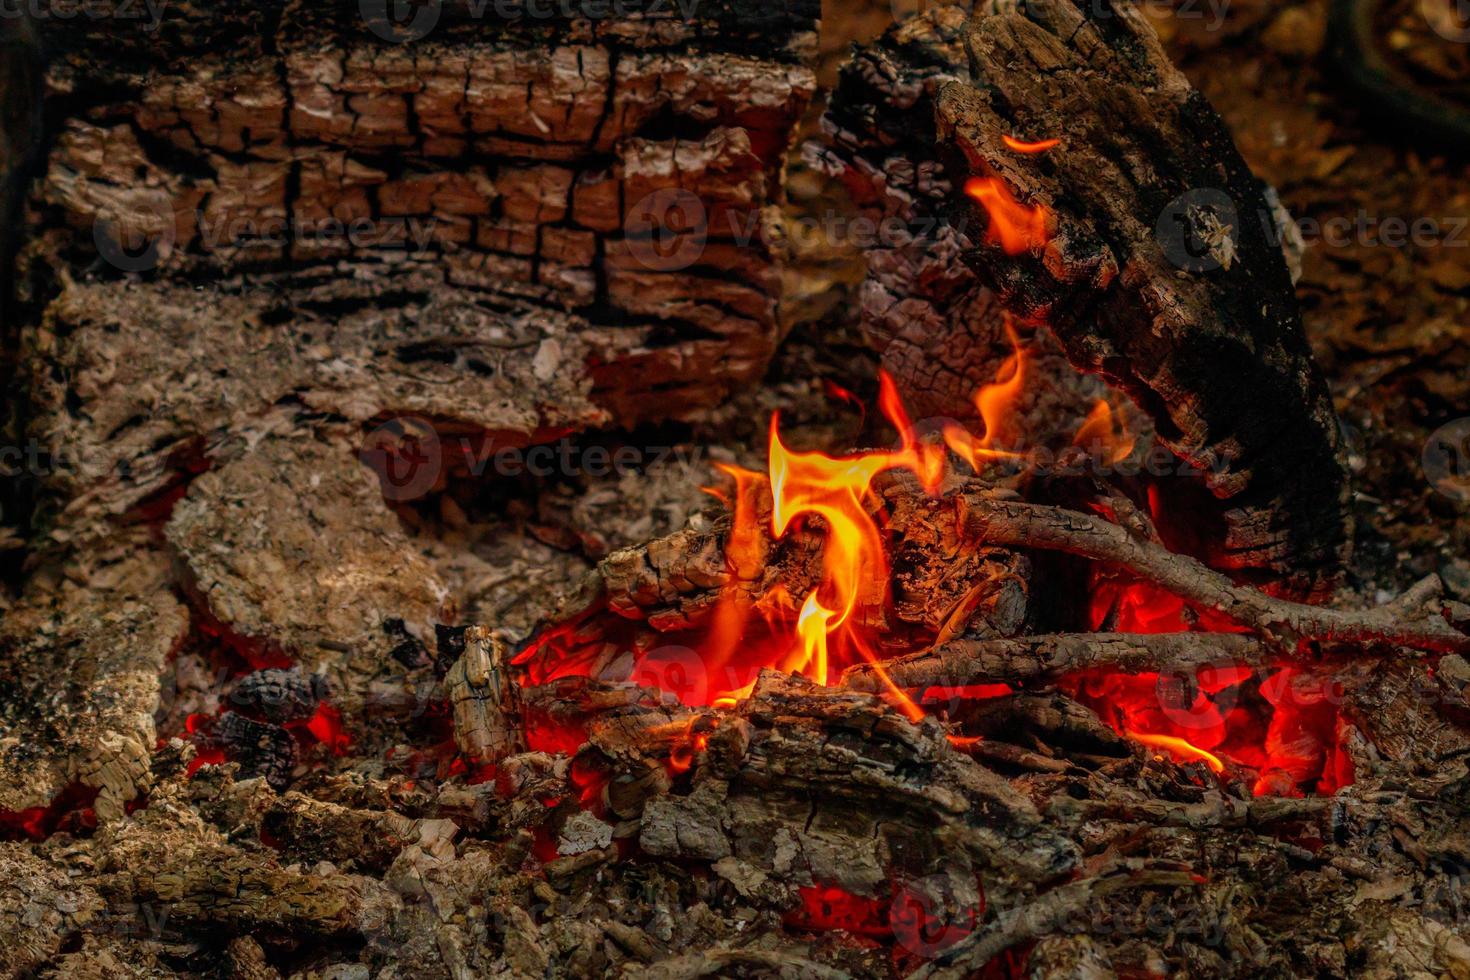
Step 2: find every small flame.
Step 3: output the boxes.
[1128,730,1226,774]
[1002,135,1061,154]
[944,321,1030,470]
[964,177,1051,255]
[1072,396,1136,465]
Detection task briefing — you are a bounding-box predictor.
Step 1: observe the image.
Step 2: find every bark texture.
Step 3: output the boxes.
[17,0,817,548]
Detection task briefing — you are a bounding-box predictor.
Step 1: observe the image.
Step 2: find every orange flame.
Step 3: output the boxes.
[944,321,1030,471]
[1002,135,1061,154]
[1127,730,1226,774]
[1072,396,1136,465]
[964,177,1051,255]
[765,372,943,719]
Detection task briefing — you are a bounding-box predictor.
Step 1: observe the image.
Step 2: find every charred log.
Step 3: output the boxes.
[820,4,1352,599]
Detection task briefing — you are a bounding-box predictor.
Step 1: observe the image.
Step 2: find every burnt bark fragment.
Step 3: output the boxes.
[213,713,298,791]
[228,668,325,726]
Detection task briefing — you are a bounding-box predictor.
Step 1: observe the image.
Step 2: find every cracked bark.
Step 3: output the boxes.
[17,0,817,549]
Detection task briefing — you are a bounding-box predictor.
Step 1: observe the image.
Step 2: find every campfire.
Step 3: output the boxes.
[3,0,1470,977]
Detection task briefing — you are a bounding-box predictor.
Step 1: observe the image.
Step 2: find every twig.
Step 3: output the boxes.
[958,495,1470,654]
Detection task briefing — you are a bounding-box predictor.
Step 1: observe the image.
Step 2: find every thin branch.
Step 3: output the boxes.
[958,495,1470,654]
[843,632,1272,693]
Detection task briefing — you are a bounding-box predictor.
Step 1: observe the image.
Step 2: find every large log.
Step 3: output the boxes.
[13,0,817,548]
[820,4,1351,599]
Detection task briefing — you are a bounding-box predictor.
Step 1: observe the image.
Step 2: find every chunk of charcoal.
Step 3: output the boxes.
[434,624,468,676]
[214,712,297,790]
[228,668,322,724]
[385,617,431,670]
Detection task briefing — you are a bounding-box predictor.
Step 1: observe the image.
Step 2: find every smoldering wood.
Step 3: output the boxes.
[938,0,1352,599]
[4,3,1470,978]
[812,7,1111,447]
[820,3,1351,601]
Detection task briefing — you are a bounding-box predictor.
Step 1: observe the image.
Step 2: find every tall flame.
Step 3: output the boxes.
[766,372,944,718]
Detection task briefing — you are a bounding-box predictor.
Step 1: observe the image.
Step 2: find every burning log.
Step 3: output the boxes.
[820,3,1352,600]
[520,470,1035,704]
